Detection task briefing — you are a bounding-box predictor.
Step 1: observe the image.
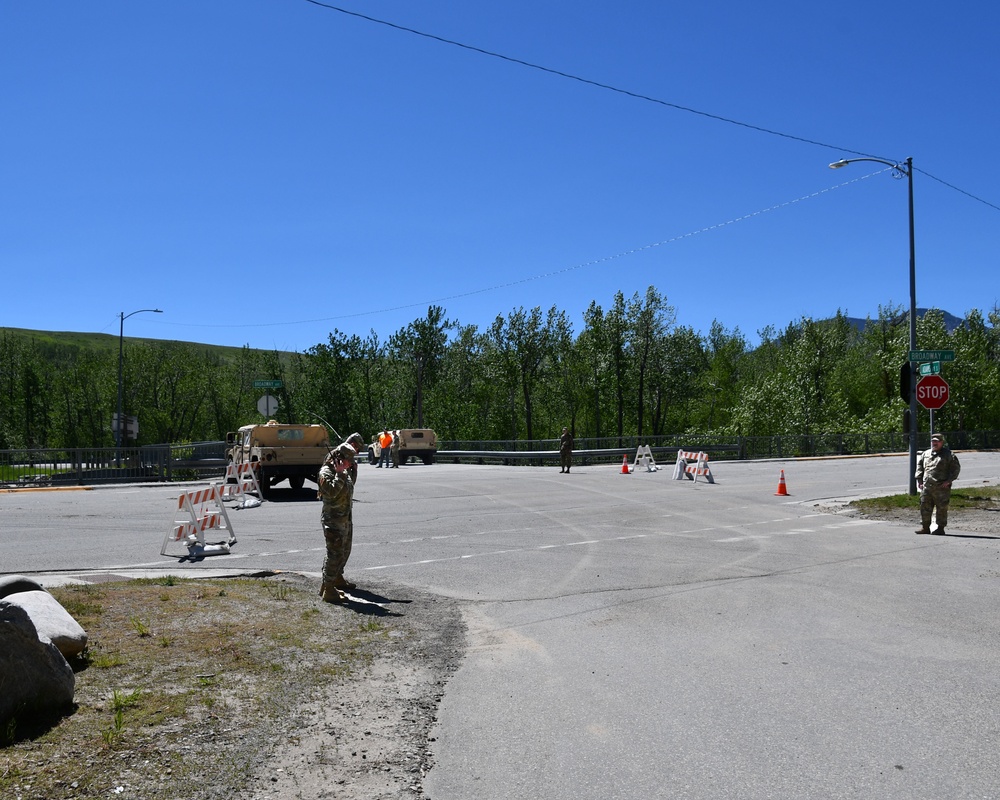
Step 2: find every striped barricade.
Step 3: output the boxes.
[161,483,237,557]
[220,461,262,506]
[672,450,715,484]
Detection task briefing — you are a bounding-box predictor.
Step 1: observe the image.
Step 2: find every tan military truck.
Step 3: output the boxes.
[226,420,330,497]
[367,428,437,466]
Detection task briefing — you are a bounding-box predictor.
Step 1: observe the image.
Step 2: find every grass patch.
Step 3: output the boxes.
[851,484,1000,513]
[0,576,391,799]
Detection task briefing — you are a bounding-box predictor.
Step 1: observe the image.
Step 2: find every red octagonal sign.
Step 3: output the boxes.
[916,374,950,410]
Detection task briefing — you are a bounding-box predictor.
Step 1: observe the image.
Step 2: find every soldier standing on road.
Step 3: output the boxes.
[317,432,364,601]
[317,451,354,603]
[915,433,961,535]
[559,426,574,474]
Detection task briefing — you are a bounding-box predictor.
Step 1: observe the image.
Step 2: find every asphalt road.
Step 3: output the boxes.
[3,454,1000,799]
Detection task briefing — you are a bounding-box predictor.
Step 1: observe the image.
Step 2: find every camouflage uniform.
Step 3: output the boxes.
[559,427,573,473]
[915,437,961,534]
[318,460,354,600]
[327,431,364,485]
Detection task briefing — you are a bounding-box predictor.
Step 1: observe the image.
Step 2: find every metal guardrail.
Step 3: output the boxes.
[437,444,741,466]
[0,442,228,488]
[2,431,997,486]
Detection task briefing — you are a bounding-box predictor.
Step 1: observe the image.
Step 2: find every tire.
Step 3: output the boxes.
[421,454,434,465]
[258,469,272,498]
[367,447,377,465]
[288,476,305,491]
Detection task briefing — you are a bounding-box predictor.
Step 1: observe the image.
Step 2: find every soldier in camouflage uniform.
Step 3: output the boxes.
[915,433,961,535]
[559,427,573,474]
[317,432,364,603]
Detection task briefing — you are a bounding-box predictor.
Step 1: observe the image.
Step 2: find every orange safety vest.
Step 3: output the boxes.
[379,432,393,449]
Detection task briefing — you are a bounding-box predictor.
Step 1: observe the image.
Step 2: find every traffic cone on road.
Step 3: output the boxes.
[774,469,789,496]
[620,455,630,474]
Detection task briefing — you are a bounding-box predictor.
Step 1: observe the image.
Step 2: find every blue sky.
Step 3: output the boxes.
[3,1,997,352]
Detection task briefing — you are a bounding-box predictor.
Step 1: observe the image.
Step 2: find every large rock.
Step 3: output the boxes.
[0,574,44,599]
[0,602,76,730]
[2,590,88,657]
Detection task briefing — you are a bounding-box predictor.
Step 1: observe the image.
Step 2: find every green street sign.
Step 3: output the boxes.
[918,361,941,376]
[252,379,283,389]
[908,350,955,363]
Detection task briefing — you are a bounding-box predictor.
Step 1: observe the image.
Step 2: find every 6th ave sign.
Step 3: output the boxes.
[916,374,950,410]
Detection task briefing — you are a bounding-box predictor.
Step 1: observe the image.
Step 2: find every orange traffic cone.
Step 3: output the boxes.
[774,469,789,496]
[621,455,630,474]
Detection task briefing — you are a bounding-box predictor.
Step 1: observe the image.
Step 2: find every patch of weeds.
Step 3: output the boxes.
[948,486,1000,509]
[101,708,127,748]
[851,483,1000,514]
[111,688,143,711]
[90,648,127,669]
[2,577,403,800]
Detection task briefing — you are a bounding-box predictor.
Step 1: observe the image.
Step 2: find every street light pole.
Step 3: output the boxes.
[829,156,918,494]
[116,308,163,464]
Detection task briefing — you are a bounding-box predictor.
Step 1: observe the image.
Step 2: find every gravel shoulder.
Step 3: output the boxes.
[234,574,466,800]
[3,573,466,800]
[815,499,1000,534]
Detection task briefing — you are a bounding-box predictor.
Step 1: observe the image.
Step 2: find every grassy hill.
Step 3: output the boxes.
[0,327,293,360]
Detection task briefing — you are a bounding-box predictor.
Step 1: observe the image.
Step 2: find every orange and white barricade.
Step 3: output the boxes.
[161,483,237,558]
[632,445,659,473]
[220,461,262,507]
[672,450,715,484]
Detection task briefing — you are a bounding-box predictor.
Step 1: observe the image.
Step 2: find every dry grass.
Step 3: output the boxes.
[1,576,388,799]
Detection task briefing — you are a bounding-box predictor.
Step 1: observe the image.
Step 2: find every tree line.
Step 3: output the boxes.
[2,288,998,451]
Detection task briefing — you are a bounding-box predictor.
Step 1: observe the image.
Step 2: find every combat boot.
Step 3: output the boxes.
[933,527,946,535]
[915,527,931,534]
[321,585,348,603]
[332,576,356,590]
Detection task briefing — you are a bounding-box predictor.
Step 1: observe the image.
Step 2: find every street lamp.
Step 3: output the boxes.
[829,156,918,494]
[116,308,163,463]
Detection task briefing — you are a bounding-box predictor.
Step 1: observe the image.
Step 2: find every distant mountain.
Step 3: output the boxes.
[843,309,965,334]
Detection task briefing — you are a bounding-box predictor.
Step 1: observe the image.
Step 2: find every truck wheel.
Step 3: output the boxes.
[368,447,377,465]
[289,476,305,492]
[422,454,434,465]
[259,475,273,499]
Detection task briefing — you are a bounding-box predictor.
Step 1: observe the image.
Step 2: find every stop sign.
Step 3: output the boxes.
[916,374,950,410]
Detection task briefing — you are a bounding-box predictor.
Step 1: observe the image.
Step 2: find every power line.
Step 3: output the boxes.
[302,1,887,161]
[303,1,999,214]
[915,167,1000,213]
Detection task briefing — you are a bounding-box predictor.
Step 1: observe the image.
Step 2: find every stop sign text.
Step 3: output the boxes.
[916,375,950,410]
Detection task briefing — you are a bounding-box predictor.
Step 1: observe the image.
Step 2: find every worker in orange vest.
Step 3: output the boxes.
[377,429,393,468]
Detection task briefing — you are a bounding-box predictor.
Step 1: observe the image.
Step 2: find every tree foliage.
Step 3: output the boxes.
[2,295,997,449]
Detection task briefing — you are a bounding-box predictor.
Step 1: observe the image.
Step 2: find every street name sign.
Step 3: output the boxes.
[252,379,283,389]
[908,350,955,363]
